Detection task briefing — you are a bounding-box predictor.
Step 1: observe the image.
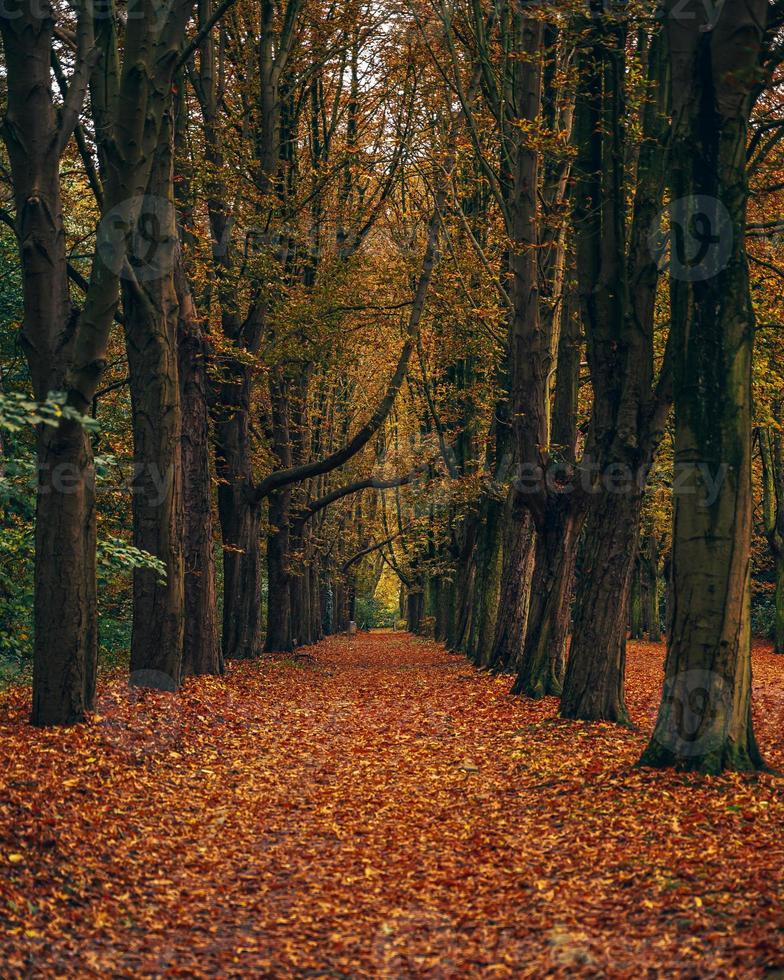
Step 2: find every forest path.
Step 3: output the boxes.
[2,632,784,977]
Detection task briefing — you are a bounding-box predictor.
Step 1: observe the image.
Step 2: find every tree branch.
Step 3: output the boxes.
[341,525,410,574]
[299,465,431,524]
[55,12,99,159]
[176,0,238,71]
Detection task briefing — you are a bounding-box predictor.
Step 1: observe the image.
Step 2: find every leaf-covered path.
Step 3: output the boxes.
[2,632,784,977]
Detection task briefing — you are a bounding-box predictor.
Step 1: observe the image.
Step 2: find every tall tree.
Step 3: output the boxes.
[120,111,185,689]
[560,16,671,723]
[641,0,767,772]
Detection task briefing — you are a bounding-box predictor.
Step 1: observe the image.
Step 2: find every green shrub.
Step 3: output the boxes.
[751,594,776,640]
[354,595,397,630]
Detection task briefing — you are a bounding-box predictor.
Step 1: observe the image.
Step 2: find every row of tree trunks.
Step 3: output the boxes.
[192,0,289,663]
[406,590,424,633]
[265,487,294,653]
[124,92,227,685]
[292,557,323,647]
[215,365,264,660]
[254,68,480,651]
[630,535,661,643]
[332,576,355,633]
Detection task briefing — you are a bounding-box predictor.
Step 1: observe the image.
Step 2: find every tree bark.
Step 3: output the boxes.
[466,495,504,667]
[287,523,315,647]
[266,488,294,652]
[773,556,784,655]
[308,553,324,643]
[561,489,641,724]
[176,257,222,676]
[489,494,535,673]
[446,505,478,651]
[32,421,97,724]
[502,277,578,681]
[435,575,452,643]
[511,498,583,697]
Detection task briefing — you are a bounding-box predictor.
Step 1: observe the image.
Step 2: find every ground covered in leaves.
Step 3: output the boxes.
[1,633,784,977]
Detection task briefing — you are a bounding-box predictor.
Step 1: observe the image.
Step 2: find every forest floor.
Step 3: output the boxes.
[1,633,784,978]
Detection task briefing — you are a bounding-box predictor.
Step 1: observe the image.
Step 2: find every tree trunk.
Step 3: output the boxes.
[772,554,784,654]
[176,257,222,676]
[288,524,305,648]
[648,582,661,642]
[300,562,312,646]
[435,575,452,643]
[407,590,424,633]
[564,18,669,721]
[467,496,504,667]
[489,495,535,673]
[310,561,322,643]
[265,489,294,652]
[0,3,98,725]
[639,562,650,638]
[643,535,661,642]
[321,578,334,635]
[494,270,576,678]
[630,557,643,640]
[449,516,478,651]
[759,424,784,653]
[512,499,583,698]
[288,527,315,648]
[122,115,185,691]
[640,0,766,773]
[424,575,437,627]
[561,488,641,724]
[32,420,97,725]
[334,578,348,632]
[215,366,263,660]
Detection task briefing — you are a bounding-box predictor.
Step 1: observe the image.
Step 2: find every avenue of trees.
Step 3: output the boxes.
[2,0,784,773]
